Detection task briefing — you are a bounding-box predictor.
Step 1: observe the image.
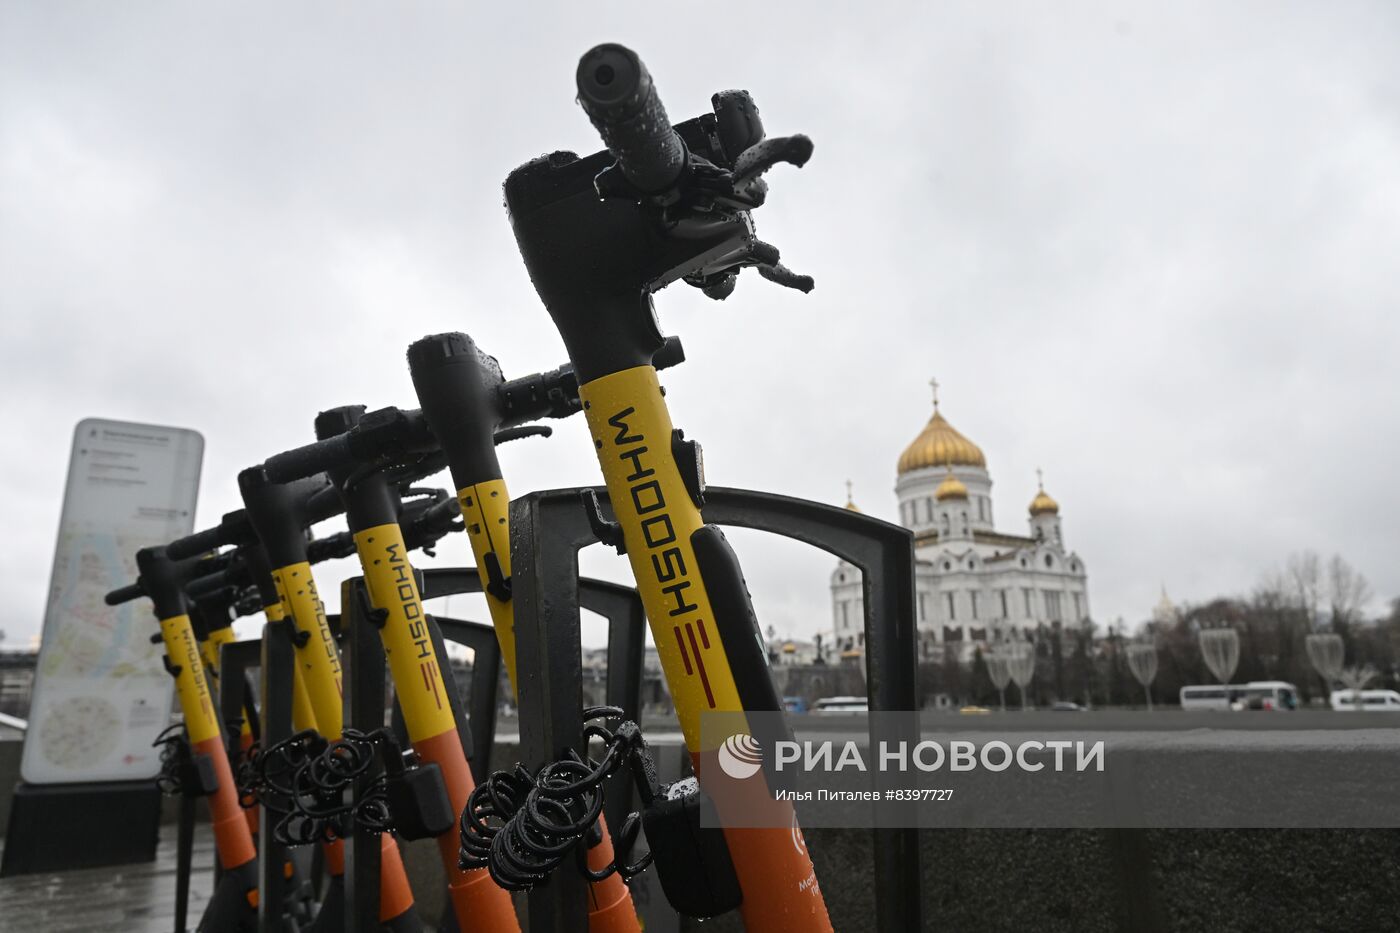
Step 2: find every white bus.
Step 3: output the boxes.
[1329,689,1400,711]
[1179,681,1298,711]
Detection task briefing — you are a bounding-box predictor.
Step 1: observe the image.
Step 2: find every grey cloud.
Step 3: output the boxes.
[2,1,1397,646]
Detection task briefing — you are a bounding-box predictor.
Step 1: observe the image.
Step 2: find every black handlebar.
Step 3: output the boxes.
[265,408,432,484]
[576,43,685,194]
[267,337,684,485]
[105,581,145,606]
[262,435,352,486]
[165,523,229,561]
[183,529,356,601]
[167,476,336,559]
[308,529,356,563]
[184,569,235,600]
[109,547,238,605]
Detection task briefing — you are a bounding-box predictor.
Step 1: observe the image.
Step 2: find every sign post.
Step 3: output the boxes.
[2,419,203,876]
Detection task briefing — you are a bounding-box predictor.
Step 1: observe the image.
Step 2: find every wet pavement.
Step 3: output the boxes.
[0,823,217,932]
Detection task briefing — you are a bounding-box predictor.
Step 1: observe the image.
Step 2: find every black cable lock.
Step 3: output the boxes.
[242,727,453,845]
[154,723,220,798]
[458,707,741,918]
[382,742,455,841]
[641,776,741,919]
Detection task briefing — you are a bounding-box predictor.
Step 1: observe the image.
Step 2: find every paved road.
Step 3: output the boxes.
[0,824,218,932]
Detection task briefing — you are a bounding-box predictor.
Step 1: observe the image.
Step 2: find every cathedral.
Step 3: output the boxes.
[829,383,1090,660]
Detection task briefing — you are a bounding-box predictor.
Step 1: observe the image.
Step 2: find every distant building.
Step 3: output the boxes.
[1151,587,1180,627]
[0,648,38,719]
[765,636,821,666]
[830,382,1091,660]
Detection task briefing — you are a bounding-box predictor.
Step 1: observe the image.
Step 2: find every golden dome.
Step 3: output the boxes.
[934,468,968,501]
[897,401,986,475]
[843,480,862,513]
[1029,483,1059,516]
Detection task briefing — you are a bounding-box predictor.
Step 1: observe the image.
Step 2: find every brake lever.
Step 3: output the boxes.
[589,81,815,303]
[493,424,552,445]
[683,236,814,300]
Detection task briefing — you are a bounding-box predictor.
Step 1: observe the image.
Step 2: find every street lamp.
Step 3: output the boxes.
[1007,640,1036,711]
[1199,626,1240,709]
[1304,632,1344,709]
[986,650,1011,712]
[1127,642,1158,712]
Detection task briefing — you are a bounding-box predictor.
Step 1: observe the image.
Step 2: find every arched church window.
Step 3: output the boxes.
[940,514,950,534]
[1045,554,1054,569]
[942,561,952,571]
[977,498,986,521]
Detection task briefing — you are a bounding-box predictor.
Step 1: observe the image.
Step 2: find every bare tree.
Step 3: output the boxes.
[1285,550,1323,622]
[1327,554,1373,626]
[1253,570,1290,609]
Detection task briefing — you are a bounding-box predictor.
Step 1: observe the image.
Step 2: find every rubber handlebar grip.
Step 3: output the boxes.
[166,525,228,561]
[263,435,352,484]
[576,43,686,193]
[105,581,145,606]
[186,569,234,599]
[308,530,355,563]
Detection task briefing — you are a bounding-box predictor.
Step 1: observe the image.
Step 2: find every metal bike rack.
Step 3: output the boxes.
[416,567,648,794]
[209,638,262,933]
[214,624,309,933]
[341,578,386,933]
[344,578,490,933]
[508,485,922,933]
[258,620,299,933]
[340,566,649,932]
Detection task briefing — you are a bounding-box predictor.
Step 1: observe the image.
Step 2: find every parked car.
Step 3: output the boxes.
[782,696,809,714]
[1051,701,1086,712]
[810,696,868,714]
[1329,689,1400,711]
[1180,681,1298,711]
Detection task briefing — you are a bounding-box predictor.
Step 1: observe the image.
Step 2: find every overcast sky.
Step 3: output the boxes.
[2,2,1398,648]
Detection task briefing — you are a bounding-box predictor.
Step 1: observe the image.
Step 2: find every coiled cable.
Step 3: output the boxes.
[458,706,654,890]
[240,728,397,845]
